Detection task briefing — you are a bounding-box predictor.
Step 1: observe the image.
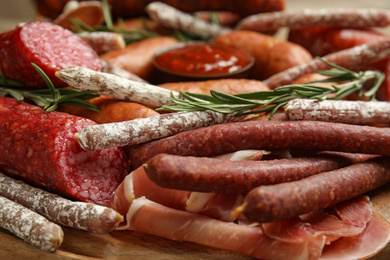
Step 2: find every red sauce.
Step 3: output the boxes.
[154,42,253,76]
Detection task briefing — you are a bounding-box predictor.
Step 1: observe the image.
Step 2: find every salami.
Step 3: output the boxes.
[0,96,130,206]
[0,196,63,252]
[237,156,390,223]
[143,153,371,194]
[0,172,123,234]
[0,21,102,88]
[127,120,390,168]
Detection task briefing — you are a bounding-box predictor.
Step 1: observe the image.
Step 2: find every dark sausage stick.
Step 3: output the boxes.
[236,156,390,223]
[263,37,390,89]
[127,120,390,168]
[0,196,63,252]
[236,8,390,33]
[143,152,372,194]
[0,172,123,234]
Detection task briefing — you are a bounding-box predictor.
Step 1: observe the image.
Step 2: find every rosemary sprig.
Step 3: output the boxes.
[157,58,385,118]
[0,63,100,112]
[70,0,213,44]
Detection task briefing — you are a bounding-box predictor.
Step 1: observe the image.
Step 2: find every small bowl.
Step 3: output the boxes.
[152,42,254,83]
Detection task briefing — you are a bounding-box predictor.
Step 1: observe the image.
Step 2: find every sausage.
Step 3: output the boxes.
[285,99,390,126]
[113,17,174,36]
[76,110,236,151]
[143,152,372,194]
[0,196,63,252]
[127,120,390,168]
[237,156,390,223]
[0,172,123,234]
[0,21,101,89]
[109,0,285,20]
[34,0,285,20]
[100,59,148,83]
[53,1,104,30]
[264,37,390,89]
[58,95,160,124]
[236,8,390,33]
[158,78,270,95]
[194,11,241,27]
[56,65,180,108]
[100,36,180,82]
[78,32,126,54]
[288,27,387,57]
[375,58,390,101]
[145,2,232,40]
[213,30,313,81]
[0,95,129,206]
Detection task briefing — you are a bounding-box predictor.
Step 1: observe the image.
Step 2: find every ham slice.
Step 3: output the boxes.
[109,167,243,223]
[263,196,373,244]
[126,197,325,260]
[320,213,390,260]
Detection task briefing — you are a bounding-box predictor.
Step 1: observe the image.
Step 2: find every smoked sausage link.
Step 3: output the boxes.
[0,96,130,206]
[143,153,370,194]
[128,120,390,168]
[0,21,101,88]
[239,156,390,223]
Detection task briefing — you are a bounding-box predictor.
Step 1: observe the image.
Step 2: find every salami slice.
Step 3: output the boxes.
[0,21,102,88]
[0,96,130,206]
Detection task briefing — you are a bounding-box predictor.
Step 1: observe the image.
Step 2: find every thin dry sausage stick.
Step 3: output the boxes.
[100,59,147,83]
[127,120,390,168]
[285,99,390,126]
[76,110,234,151]
[55,66,180,108]
[236,156,390,223]
[0,172,123,234]
[264,37,390,89]
[78,32,125,54]
[236,8,390,33]
[143,152,372,194]
[146,2,232,39]
[0,196,64,252]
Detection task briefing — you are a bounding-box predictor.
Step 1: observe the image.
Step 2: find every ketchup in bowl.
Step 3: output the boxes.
[152,42,254,83]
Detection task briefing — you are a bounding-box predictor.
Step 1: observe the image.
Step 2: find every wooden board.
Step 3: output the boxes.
[1,0,390,259]
[1,184,390,260]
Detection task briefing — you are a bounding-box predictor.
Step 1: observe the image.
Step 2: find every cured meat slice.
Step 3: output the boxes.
[0,96,129,206]
[330,195,373,228]
[320,213,390,260]
[124,197,326,260]
[0,21,101,88]
[109,167,242,224]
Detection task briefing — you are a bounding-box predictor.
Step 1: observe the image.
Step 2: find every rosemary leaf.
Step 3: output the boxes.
[158,58,385,118]
[0,64,100,112]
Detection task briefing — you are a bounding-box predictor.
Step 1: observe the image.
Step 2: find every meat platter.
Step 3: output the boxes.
[1,0,390,259]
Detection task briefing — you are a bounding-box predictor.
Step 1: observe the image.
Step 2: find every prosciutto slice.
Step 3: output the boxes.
[263,196,373,244]
[109,167,243,223]
[320,213,390,260]
[125,197,326,260]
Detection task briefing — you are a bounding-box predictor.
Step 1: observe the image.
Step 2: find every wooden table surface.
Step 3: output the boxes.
[1,0,390,259]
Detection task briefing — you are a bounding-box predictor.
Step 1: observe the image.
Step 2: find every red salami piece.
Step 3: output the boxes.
[0,96,130,206]
[0,21,102,88]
